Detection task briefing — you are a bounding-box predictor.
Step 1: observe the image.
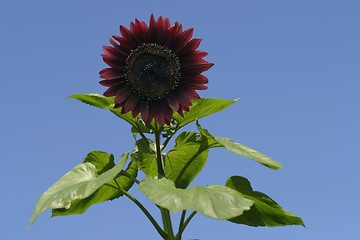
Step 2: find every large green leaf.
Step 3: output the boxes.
[197,122,282,169]
[226,176,304,227]
[173,98,238,128]
[68,93,138,127]
[165,132,208,189]
[52,160,138,217]
[139,177,253,220]
[30,152,129,225]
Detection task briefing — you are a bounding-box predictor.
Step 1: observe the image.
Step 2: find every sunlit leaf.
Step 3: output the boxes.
[173,98,238,128]
[197,122,282,169]
[52,160,138,217]
[139,177,253,220]
[30,152,129,225]
[226,176,304,227]
[68,93,138,127]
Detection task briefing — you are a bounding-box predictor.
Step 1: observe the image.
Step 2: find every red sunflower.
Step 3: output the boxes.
[99,14,214,126]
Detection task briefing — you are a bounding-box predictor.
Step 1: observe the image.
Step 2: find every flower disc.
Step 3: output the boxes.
[99,14,214,126]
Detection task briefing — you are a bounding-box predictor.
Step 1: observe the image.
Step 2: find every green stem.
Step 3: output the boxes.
[135,122,150,146]
[120,170,140,184]
[160,207,174,239]
[175,210,187,240]
[154,125,175,239]
[162,135,172,149]
[113,179,167,239]
[175,211,197,239]
[154,125,165,177]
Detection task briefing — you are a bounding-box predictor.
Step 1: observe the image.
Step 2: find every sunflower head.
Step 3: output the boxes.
[99,14,213,126]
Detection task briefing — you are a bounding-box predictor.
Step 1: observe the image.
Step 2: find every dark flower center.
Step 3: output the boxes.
[125,43,181,100]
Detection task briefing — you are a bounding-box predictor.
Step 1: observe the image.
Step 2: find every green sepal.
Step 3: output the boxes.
[226,176,305,227]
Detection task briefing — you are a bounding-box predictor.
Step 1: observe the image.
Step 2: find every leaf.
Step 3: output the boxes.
[197,122,282,169]
[68,93,138,127]
[82,151,115,174]
[52,160,138,217]
[173,98,238,128]
[139,177,253,220]
[226,176,304,227]
[131,139,157,176]
[30,152,129,225]
[165,132,208,189]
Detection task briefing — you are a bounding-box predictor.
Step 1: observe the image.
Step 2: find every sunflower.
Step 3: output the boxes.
[99,14,213,126]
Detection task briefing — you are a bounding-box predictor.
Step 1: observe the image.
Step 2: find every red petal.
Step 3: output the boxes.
[122,94,139,112]
[164,22,182,47]
[181,75,209,84]
[181,50,208,63]
[103,85,121,97]
[131,19,149,43]
[99,68,125,80]
[163,104,173,125]
[99,79,125,87]
[109,38,129,58]
[113,35,136,51]
[153,101,165,125]
[101,54,125,68]
[131,100,143,118]
[181,58,208,68]
[148,14,158,42]
[156,16,170,44]
[140,100,150,125]
[181,82,208,90]
[176,92,192,106]
[183,88,200,99]
[171,28,194,53]
[177,38,202,57]
[114,87,132,105]
[166,94,180,111]
[182,62,214,73]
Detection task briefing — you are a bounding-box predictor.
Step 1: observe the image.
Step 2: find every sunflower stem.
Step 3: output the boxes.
[175,211,197,239]
[154,125,175,239]
[154,125,165,177]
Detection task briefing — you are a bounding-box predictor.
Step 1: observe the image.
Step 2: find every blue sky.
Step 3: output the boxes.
[1,0,359,239]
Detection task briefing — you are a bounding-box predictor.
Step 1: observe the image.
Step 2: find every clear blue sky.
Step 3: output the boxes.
[1,0,359,239]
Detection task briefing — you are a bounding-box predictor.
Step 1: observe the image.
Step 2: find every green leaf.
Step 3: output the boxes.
[131,139,157,176]
[30,152,129,225]
[68,93,138,127]
[173,98,238,128]
[82,151,115,174]
[197,122,282,169]
[139,177,253,220]
[52,160,138,217]
[226,176,304,227]
[165,132,208,189]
